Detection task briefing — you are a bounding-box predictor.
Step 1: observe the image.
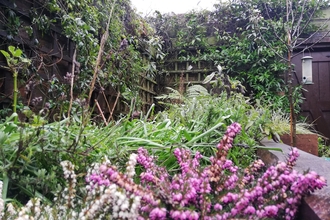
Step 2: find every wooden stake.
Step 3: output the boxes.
[95,99,108,126]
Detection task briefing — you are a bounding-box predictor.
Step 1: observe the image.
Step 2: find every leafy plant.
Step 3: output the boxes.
[318,137,330,158]
[0,46,31,122]
[203,65,246,98]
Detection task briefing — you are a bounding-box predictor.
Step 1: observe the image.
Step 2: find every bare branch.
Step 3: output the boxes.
[291,0,308,37]
[87,0,117,104]
[294,19,330,49]
[95,99,108,126]
[262,2,287,45]
[67,48,77,119]
[292,30,330,59]
[292,0,320,43]
[108,91,120,122]
[256,28,288,61]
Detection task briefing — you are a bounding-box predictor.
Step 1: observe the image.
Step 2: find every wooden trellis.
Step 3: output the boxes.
[160,48,216,91]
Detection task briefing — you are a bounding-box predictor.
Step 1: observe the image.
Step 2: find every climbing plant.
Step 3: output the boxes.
[148,0,329,112]
[1,0,165,119]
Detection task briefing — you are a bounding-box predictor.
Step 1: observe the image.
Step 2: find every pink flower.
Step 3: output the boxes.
[149,207,167,220]
[172,193,183,202]
[264,205,279,217]
[244,206,256,215]
[214,203,223,211]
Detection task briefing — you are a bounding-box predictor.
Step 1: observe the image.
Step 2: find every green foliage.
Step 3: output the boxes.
[216,32,287,101]
[318,137,330,158]
[149,7,288,108]
[203,65,246,98]
[0,46,31,122]
[157,90,275,167]
[1,0,166,120]
[149,0,330,114]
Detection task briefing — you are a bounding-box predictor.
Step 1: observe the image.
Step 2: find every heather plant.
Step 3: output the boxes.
[87,122,326,219]
[0,123,326,219]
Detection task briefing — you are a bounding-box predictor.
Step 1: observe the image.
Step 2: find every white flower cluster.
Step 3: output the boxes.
[0,157,142,219]
[80,156,141,219]
[126,153,138,179]
[16,199,42,220]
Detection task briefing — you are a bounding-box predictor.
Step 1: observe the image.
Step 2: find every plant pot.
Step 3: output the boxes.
[280,134,318,156]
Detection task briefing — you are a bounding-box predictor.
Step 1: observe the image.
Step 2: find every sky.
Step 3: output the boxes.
[130,0,219,16]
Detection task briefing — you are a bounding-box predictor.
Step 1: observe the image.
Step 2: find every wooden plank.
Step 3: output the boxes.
[318,61,330,102]
[303,90,330,138]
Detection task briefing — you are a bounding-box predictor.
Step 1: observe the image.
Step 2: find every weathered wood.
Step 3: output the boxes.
[292,50,330,139]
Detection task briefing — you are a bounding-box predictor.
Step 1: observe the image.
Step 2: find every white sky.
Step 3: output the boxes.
[131,0,219,16]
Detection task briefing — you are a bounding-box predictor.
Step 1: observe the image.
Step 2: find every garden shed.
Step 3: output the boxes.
[291,8,330,140]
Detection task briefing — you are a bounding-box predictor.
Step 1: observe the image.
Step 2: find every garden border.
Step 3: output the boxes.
[259,139,330,220]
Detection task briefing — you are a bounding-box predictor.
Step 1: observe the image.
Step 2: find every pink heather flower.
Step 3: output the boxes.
[189,211,199,220]
[244,206,256,215]
[149,207,167,220]
[179,211,187,219]
[231,208,238,216]
[170,210,199,219]
[140,171,156,183]
[264,205,279,217]
[214,203,223,211]
[224,174,239,189]
[223,160,233,169]
[200,178,211,193]
[287,147,299,166]
[235,197,249,211]
[174,148,193,174]
[99,164,107,173]
[137,147,155,169]
[171,182,180,190]
[192,151,202,168]
[221,192,238,203]
[217,123,242,151]
[82,124,327,220]
[170,210,180,219]
[172,193,183,202]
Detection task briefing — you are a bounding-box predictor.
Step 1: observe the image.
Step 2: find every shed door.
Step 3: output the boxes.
[292,51,330,139]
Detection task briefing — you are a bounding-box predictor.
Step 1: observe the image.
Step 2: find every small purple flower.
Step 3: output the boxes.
[172,193,183,202]
[287,147,299,166]
[214,203,223,211]
[149,207,167,220]
[221,192,238,203]
[264,205,279,217]
[244,206,256,215]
